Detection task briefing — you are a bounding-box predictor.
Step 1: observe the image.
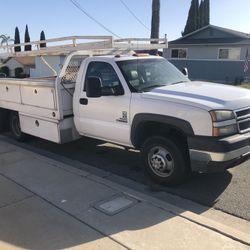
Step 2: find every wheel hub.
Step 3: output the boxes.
[148,146,174,177]
[151,155,166,171]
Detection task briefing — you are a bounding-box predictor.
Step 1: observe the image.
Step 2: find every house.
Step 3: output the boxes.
[163,25,250,83]
[4,57,35,77]
[30,55,65,78]
[2,55,65,78]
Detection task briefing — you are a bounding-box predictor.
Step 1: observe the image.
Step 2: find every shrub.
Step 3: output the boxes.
[0,66,10,76]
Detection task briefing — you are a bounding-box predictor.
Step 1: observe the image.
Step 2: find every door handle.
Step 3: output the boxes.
[79,98,88,105]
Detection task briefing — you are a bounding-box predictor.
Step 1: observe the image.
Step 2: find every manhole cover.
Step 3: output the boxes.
[94,194,138,215]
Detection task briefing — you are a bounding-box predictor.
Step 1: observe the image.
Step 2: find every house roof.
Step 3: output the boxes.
[15,57,35,66]
[4,57,35,66]
[170,25,250,46]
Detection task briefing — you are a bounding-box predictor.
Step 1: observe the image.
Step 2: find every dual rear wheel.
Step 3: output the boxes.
[9,112,26,141]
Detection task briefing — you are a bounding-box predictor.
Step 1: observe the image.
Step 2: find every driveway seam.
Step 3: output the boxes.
[0,193,35,210]
[0,172,131,250]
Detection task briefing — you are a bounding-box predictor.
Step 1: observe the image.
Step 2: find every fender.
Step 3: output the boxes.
[131,113,194,147]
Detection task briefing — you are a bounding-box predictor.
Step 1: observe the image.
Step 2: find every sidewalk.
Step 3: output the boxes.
[0,139,249,250]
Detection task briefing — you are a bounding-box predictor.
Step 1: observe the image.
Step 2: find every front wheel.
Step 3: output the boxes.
[9,112,26,141]
[142,136,189,186]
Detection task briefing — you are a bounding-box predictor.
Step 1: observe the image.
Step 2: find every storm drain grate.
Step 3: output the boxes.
[94,194,138,216]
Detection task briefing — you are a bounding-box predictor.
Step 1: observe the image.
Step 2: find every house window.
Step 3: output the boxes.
[171,49,187,59]
[218,48,241,60]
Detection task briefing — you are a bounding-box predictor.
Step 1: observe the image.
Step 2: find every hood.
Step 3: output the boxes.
[142,81,250,111]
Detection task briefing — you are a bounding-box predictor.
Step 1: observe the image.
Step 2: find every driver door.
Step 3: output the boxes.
[78,60,131,146]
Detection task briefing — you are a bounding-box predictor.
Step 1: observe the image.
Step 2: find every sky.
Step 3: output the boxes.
[1,0,250,42]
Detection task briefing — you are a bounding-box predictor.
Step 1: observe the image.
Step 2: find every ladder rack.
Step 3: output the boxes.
[0,36,168,58]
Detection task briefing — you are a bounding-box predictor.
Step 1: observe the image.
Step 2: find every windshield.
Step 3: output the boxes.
[116,58,190,92]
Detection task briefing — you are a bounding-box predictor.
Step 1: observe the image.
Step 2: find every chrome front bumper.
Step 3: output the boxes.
[190,146,250,162]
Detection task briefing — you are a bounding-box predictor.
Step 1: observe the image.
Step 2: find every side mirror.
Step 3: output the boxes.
[86,77,102,98]
[182,67,188,77]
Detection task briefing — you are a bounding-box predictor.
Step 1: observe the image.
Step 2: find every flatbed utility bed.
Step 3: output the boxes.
[0,77,57,115]
[0,77,55,87]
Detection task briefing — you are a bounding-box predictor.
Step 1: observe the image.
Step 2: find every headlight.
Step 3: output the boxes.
[213,124,238,136]
[210,110,235,122]
[210,110,237,136]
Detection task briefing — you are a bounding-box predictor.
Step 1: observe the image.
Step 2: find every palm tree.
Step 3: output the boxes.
[0,35,14,52]
[150,0,160,55]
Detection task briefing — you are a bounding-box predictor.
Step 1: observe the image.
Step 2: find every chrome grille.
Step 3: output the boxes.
[236,108,250,133]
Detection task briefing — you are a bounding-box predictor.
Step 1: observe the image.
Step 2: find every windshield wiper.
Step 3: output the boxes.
[171,81,187,85]
[139,81,188,92]
[139,84,166,92]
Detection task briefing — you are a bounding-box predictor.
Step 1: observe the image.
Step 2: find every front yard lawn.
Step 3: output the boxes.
[239,83,250,89]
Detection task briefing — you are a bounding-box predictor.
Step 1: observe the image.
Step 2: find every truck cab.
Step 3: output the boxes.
[73,54,250,185]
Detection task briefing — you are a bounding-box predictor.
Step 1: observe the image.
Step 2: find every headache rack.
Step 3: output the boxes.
[0,35,168,58]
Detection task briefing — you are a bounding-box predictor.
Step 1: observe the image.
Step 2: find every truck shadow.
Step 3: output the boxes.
[4,134,234,213]
[0,135,238,249]
[146,171,233,210]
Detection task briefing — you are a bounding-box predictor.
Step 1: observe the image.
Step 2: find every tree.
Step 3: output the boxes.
[198,0,209,29]
[183,0,210,35]
[150,0,160,55]
[204,0,210,26]
[183,0,199,36]
[0,35,14,47]
[14,27,21,52]
[40,30,46,48]
[198,0,205,28]
[24,25,31,51]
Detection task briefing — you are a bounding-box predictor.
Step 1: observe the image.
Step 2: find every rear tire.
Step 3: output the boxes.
[0,109,9,133]
[9,112,26,141]
[142,136,189,186]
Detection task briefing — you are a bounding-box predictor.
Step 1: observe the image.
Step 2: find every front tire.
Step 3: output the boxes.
[9,112,26,141]
[142,136,189,186]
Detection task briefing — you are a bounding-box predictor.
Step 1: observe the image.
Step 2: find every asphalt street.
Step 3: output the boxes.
[3,134,250,221]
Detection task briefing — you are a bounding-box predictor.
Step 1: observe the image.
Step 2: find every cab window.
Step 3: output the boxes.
[85,62,124,95]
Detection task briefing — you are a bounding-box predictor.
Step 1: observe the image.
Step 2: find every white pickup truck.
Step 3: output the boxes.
[1,38,250,185]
